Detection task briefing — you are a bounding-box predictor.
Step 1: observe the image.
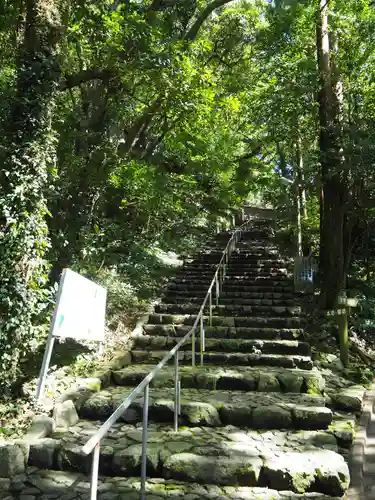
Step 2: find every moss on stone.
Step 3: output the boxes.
[305,377,324,395]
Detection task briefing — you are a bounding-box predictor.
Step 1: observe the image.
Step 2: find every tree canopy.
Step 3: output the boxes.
[1,0,375,391]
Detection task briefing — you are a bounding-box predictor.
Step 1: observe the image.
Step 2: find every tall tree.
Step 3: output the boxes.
[316,0,349,308]
[0,0,65,390]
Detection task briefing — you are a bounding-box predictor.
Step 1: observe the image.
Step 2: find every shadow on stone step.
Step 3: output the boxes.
[15,340,92,394]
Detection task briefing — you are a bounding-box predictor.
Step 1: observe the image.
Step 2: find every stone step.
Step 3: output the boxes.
[181,266,290,274]
[241,231,276,236]
[148,314,304,328]
[186,254,284,264]
[234,242,279,248]
[224,276,292,283]
[166,283,294,293]
[30,422,348,496]
[231,251,281,258]
[163,289,295,299]
[170,277,292,287]
[184,259,289,267]
[143,324,304,340]
[176,269,290,278]
[163,289,208,298]
[227,269,289,276]
[161,296,296,306]
[175,270,289,279]
[154,303,302,316]
[112,364,323,393]
[77,386,331,430]
[18,468,345,499]
[182,257,293,270]
[221,291,295,298]
[168,278,294,288]
[194,249,281,259]
[191,250,281,262]
[132,335,311,357]
[130,350,312,369]
[241,239,277,245]
[223,282,294,291]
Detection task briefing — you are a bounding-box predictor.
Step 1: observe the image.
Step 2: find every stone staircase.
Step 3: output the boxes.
[8,218,355,499]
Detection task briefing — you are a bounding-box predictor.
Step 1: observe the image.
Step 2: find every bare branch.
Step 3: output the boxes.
[59,68,114,90]
[183,0,234,41]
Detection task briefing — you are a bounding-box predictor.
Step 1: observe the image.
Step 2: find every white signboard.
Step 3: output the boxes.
[36,269,107,401]
[53,269,107,341]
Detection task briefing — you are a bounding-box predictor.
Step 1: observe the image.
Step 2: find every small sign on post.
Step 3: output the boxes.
[35,269,107,402]
[326,293,358,368]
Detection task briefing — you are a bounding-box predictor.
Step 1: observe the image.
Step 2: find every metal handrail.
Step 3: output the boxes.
[81,218,252,500]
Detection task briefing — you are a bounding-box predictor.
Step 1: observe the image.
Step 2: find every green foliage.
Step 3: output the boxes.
[0,3,62,391]
[2,0,375,392]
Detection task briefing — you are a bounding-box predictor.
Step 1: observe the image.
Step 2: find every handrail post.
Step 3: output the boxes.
[174,353,180,432]
[191,327,196,366]
[90,442,100,500]
[200,316,205,366]
[140,384,150,500]
[231,239,235,256]
[215,273,220,306]
[209,290,212,326]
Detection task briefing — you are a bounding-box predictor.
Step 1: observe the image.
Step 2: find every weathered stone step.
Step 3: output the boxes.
[45,422,342,460]
[18,468,344,499]
[168,275,293,292]
[165,285,294,296]
[154,303,301,317]
[180,267,290,276]
[162,295,295,306]
[175,270,289,279]
[132,335,310,357]
[130,350,312,369]
[185,256,285,266]
[32,422,348,496]
[224,298,297,307]
[220,282,293,292]
[172,272,291,281]
[226,269,289,277]
[148,313,304,328]
[78,386,331,430]
[112,364,323,393]
[181,258,290,271]
[235,238,275,244]
[143,324,304,340]
[234,242,280,249]
[163,289,208,297]
[167,280,294,291]
[163,289,295,299]
[192,251,282,261]
[225,276,291,283]
[191,250,281,262]
[221,290,295,298]
[231,252,281,259]
[239,229,275,236]
[184,259,289,268]
[222,284,294,293]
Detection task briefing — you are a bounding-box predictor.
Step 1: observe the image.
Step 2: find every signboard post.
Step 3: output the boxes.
[36,269,107,402]
[325,294,358,368]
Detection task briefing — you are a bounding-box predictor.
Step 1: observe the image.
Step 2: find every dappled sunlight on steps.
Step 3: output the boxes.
[9,217,360,499]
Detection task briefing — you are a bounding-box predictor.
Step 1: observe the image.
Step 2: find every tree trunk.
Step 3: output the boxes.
[0,0,64,391]
[316,0,347,310]
[296,136,307,219]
